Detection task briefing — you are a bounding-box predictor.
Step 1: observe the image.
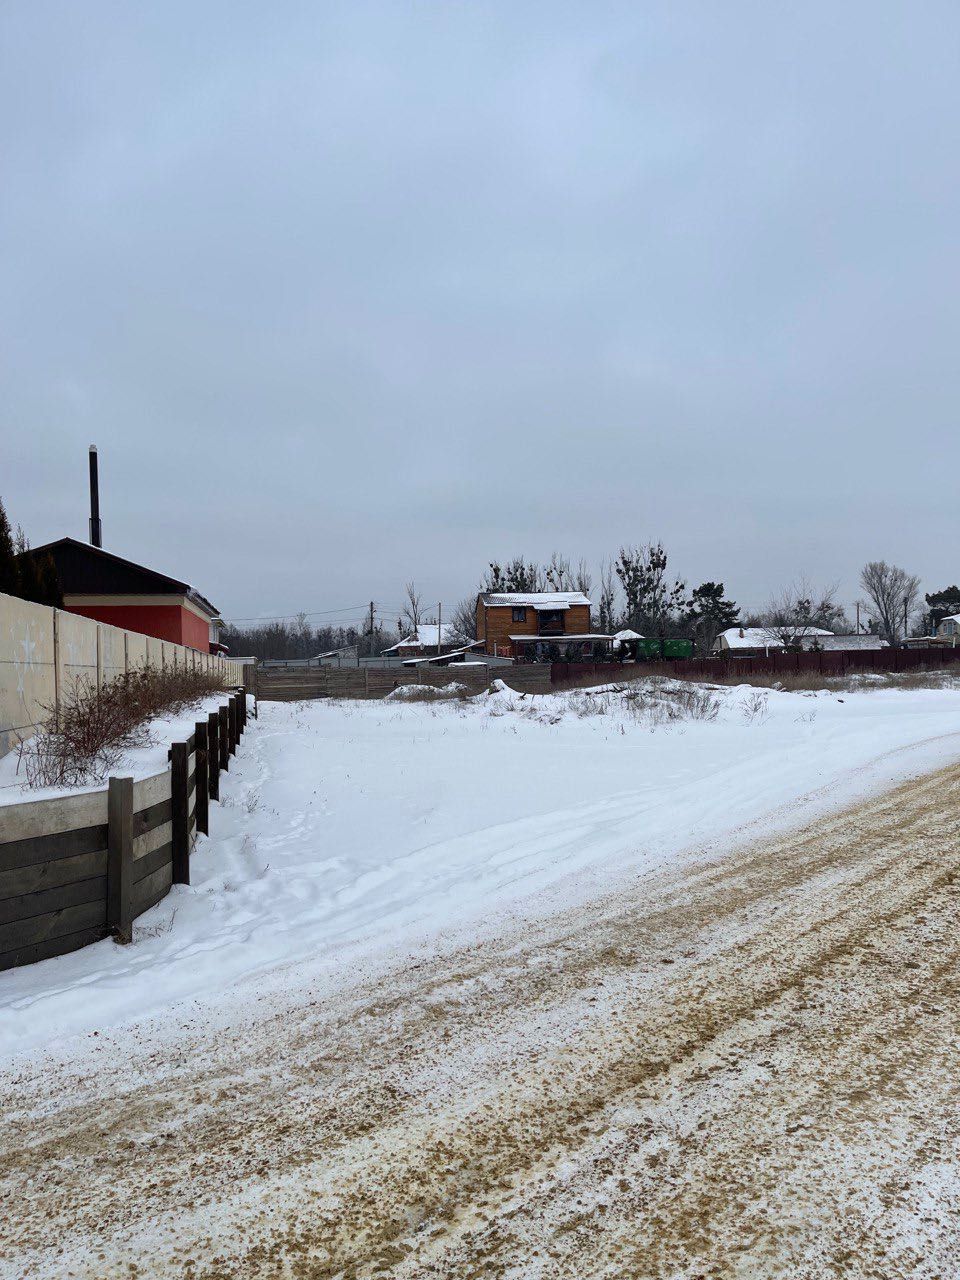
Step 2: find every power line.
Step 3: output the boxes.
[222,604,372,624]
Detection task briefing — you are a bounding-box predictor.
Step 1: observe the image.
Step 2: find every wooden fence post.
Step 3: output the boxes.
[107,775,133,944]
[195,720,209,836]
[170,740,190,885]
[208,710,220,800]
[219,705,230,772]
[228,695,238,756]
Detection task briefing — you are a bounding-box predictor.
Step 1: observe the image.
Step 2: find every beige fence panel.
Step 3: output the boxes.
[99,622,127,686]
[0,591,242,759]
[57,609,99,704]
[126,631,148,671]
[0,596,57,756]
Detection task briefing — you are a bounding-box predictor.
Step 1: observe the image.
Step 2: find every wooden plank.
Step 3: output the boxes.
[194,720,209,836]
[0,788,108,844]
[228,696,238,756]
[132,796,172,840]
[132,818,172,861]
[131,862,173,917]
[0,898,107,954]
[0,823,108,874]
[132,840,172,886]
[0,847,108,903]
[0,875,107,927]
[107,775,134,945]
[0,922,110,974]
[208,711,220,801]
[170,741,190,885]
[132,770,171,812]
[219,705,230,772]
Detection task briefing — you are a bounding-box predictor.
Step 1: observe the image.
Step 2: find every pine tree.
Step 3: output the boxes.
[0,498,19,596]
[924,586,960,632]
[36,553,63,608]
[14,527,44,603]
[686,582,739,655]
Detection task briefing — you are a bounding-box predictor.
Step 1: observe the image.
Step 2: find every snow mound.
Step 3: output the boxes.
[385,682,469,701]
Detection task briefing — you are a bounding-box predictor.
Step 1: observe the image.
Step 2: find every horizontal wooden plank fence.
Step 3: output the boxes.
[0,690,248,972]
[255,664,551,702]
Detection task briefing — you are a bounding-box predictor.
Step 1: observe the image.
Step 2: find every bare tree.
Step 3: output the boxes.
[544,552,571,590]
[859,561,921,643]
[482,558,545,593]
[574,558,592,597]
[615,543,686,640]
[597,559,617,634]
[449,596,478,641]
[759,577,846,648]
[402,581,423,636]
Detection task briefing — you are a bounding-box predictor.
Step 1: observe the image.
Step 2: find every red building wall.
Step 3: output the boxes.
[65,602,211,652]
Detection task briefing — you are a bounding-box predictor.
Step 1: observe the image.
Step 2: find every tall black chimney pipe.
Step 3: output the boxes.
[88,445,102,548]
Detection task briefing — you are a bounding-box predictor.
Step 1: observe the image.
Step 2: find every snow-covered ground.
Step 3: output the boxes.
[2,678,959,1058]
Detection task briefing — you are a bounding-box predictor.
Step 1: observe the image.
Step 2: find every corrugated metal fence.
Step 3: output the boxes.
[553,646,960,687]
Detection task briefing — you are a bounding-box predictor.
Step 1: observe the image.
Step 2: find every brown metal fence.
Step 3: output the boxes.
[552,646,960,688]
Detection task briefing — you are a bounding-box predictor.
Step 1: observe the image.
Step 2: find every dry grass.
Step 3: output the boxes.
[559,677,721,727]
[23,666,230,788]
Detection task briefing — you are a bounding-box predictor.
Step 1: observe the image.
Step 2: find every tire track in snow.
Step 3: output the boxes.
[1,764,959,1278]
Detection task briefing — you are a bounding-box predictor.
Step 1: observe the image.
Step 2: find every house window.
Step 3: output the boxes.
[512,607,527,622]
[538,609,564,634]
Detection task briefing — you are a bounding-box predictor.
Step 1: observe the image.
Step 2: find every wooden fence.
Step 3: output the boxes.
[255,663,551,701]
[552,645,960,688]
[0,690,248,973]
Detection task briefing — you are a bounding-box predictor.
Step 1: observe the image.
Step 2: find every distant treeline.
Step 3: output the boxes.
[220,618,401,662]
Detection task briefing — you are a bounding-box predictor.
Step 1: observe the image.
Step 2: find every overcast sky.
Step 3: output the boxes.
[2,1,958,628]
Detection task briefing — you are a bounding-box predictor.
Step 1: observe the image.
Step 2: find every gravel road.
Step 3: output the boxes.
[2,762,959,1279]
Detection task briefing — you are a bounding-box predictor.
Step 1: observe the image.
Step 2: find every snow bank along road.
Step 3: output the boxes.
[2,758,960,1278]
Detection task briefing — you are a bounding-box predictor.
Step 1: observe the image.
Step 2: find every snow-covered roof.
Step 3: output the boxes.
[613,629,644,641]
[940,614,960,625]
[717,626,834,650]
[803,634,888,651]
[478,592,591,609]
[383,623,463,652]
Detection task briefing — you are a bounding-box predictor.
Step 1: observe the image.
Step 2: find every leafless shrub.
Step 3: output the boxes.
[578,675,721,727]
[741,690,770,724]
[23,667,229,789]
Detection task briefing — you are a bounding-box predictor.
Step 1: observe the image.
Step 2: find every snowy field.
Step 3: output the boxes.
[2,677,960,1059]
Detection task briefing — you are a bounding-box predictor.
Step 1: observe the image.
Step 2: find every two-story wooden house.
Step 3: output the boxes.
[475,591,612,661]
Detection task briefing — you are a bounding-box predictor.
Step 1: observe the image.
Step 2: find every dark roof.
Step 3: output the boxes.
[20,538,220,619]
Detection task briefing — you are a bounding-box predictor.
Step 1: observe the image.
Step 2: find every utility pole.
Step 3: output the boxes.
[364,601,375,666]
[437,602,442,656]
[903,597,908,643]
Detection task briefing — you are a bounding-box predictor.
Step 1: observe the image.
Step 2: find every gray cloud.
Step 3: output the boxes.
[2,1,958,624]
